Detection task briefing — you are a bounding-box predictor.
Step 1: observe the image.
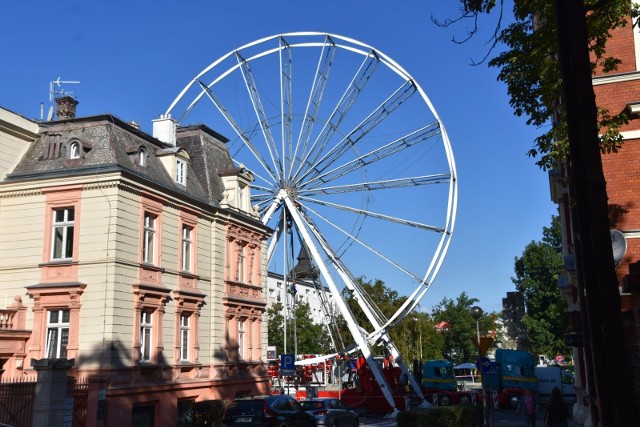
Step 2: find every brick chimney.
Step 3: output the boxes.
[55,96,79,120]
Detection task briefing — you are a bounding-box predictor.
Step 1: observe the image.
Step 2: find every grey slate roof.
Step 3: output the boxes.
[6,115,228,207]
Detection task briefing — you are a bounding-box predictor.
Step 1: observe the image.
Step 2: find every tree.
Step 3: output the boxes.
[339,277,444,360]
[512,216,567,356]
[439,1,635,169]
[267,301,332,355]
[431,292,495,365]
[448,2,639,423]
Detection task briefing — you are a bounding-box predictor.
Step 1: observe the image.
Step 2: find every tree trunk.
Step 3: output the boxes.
[554,1,638,425]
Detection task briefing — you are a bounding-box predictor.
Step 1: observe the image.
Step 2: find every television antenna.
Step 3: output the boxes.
[49,77,80,101]
[47,77,80,121]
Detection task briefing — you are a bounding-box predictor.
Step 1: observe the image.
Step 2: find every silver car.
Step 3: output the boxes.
[300,399,359,427]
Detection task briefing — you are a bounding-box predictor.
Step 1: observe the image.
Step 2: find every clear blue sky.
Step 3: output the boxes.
[1,1,556,314]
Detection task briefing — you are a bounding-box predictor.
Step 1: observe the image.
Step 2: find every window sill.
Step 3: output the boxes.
[175,361,202,368]
[178,271,200,280]
[39,260,78,267]
[140,263,165,273]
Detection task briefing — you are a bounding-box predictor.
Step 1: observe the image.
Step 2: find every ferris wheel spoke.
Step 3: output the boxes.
[291,35,337,180]
[236,51,283,181]
[305,122,441,187]
[299,195,447,234]
[197,80,279,182]
[298,79,418,185]
[297,208,392,326]
[292,51,381,182]
[300,173,451,196]
[280,37,293,180]
[300,202,423,283]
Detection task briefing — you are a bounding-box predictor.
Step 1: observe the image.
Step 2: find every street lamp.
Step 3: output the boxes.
[470,306,488,427]
[413,317,423,360]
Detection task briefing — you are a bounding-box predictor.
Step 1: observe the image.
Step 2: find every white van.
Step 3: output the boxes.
[534,366,577,404]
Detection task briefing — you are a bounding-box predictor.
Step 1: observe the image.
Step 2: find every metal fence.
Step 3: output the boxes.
[0,375,89,427]
[0,376,37,427]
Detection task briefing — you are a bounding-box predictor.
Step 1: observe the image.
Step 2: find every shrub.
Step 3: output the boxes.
[177,400,229,427]
[397,405,481,427]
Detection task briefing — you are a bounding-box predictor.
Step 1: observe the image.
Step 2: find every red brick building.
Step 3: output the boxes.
[551,9,640,426]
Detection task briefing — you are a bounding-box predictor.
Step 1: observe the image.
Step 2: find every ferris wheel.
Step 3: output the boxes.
[165,32,458,410]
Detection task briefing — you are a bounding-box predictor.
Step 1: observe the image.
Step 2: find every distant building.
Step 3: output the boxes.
[0,98,270,426]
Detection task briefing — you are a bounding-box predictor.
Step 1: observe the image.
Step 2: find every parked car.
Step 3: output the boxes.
[300,398,359,427]
[223,395,316,426]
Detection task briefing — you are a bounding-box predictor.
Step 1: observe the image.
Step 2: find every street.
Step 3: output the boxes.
[359,405,578,427]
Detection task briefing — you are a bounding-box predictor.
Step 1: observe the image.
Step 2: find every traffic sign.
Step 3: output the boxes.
[476,357,491,373]
[476,337,493,357]
[281,353,295,375]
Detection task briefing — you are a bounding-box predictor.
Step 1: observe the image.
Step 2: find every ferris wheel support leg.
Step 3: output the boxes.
[387,345,426,402]
[280,192,399,412]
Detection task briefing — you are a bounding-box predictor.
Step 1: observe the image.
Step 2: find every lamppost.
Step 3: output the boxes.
[413,317,423,360]
[470,306,488,427]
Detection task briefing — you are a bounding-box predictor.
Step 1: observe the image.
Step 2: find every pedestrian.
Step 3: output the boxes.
[516,388,539,427]
[543,387,570,427]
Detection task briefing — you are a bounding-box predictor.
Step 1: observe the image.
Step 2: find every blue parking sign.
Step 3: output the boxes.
[281,354,295,371]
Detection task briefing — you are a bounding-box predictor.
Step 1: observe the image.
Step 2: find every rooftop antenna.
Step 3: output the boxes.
[50,76,80,102]
[48,77,80,121]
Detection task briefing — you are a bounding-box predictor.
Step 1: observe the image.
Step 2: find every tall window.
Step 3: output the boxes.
[138,148,146,166]
[176,159,186,185]
[180,315,190,361]
[237,245,246,282]
[52,208,74,260]
[140,311,153,362]
[46,309,69,358]
[181,226,192,272]
[142,213,156,264]
[238,320,245,360]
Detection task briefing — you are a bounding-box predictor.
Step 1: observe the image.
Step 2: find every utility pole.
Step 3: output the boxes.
[553,1,638,425]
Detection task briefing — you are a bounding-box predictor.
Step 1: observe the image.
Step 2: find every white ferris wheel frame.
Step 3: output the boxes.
[165,32,458,412]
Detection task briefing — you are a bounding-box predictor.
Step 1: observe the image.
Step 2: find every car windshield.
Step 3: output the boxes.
[225,400,265,416]
[301,401,326,410]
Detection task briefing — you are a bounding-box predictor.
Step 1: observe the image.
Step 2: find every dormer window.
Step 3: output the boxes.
[139,148,147,167]
[176,159,186,185]
[69,142,80,159]
[156,147,189,187]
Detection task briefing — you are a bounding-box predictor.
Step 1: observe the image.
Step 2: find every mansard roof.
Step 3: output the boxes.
[5,114,216,205]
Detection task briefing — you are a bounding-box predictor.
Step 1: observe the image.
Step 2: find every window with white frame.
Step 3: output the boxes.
[52,208,74,260]
[142,213,156,264]
[45,309,69,358]
[180,314,190,361]
[69,142,80,159]
[181,225,193,272]
[238,319,245,359]
[237,245,246,282]
[176,159,186,185]
[140,310,153,362]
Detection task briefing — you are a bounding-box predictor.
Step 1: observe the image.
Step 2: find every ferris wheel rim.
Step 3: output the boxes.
[165,31,458,328]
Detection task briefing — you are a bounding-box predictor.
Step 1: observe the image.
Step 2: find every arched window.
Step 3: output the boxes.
[69,142,80,159]
[138,148,146,166]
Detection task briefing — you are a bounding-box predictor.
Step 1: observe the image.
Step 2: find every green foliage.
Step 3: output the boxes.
[397,405,479,427]
[450,1,636,169]
[267,301,332,355]
[512,215,568,356]
[177,400,228,427]
[431,292,496,365]
[338,277,444,361]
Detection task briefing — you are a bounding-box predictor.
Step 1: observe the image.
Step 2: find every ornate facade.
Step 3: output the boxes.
[0,104,271,426]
